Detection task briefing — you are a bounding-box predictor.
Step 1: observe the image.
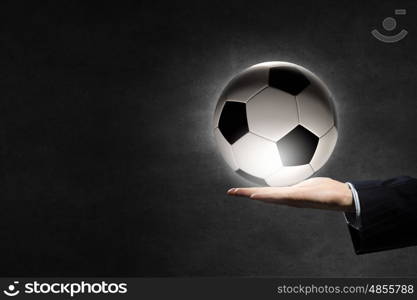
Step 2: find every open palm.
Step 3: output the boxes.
[227,177,354,212]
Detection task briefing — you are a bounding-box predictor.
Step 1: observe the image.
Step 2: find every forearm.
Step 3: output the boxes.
[346,176,417,254]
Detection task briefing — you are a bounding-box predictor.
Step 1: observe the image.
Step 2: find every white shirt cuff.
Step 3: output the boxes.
[344,182,362,230]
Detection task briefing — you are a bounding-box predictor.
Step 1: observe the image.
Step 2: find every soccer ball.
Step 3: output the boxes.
[213,62,338,186]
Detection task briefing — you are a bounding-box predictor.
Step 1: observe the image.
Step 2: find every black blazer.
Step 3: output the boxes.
[347,176,417,254]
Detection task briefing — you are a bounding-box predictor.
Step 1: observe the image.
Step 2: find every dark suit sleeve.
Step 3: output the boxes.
[347,176,417,254]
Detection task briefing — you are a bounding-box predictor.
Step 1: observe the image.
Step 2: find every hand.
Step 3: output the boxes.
[227,177,354,212]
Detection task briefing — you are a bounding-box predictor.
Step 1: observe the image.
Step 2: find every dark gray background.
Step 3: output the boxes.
[0,0,416,276]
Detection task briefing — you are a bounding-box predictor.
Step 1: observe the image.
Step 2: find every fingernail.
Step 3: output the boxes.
[227,188,235,194]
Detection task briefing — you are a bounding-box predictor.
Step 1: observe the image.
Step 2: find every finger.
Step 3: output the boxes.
[251,191,343,210]
[250,192,313,209]
[227,187,273,197]
[250,190,291,202]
